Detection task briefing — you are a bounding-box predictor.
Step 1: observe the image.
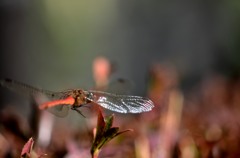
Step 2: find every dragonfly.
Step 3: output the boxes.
[0,78,154,117]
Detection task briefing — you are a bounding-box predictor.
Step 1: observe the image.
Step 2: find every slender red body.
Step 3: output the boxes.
[39,96,75,109]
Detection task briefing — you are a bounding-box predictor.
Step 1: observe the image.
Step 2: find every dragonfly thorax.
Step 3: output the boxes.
[70,89,92,107]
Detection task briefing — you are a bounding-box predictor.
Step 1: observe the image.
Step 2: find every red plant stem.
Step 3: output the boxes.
[93,149,100,158]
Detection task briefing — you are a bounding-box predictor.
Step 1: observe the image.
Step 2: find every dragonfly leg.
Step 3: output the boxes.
[71,107,86,118]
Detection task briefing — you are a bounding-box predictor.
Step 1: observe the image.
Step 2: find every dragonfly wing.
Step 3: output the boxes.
[0,78,66,99]
[47,105,70,117]
[0,78,71,117]
[98,78,133,95]
[88,90,154,113]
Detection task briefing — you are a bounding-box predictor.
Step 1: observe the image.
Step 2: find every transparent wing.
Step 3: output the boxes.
[0,78,70,117]
[47,105,70,117]
[88,90,154,113]
[97,78,133,95]
[0,78,67,99]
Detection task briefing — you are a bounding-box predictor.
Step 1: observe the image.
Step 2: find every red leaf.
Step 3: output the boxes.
[21,137,34,157]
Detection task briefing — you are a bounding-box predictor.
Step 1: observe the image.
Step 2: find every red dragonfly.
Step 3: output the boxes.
[0,78,154,117]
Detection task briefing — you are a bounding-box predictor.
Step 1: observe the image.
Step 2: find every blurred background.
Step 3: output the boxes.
[0,0,240,157]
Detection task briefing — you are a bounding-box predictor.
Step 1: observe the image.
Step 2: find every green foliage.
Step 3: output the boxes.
[91,110,132,158]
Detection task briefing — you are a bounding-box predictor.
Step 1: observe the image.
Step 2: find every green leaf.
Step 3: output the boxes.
[99,127,119,148]
[104,114,114,131]
[90,110,133,158]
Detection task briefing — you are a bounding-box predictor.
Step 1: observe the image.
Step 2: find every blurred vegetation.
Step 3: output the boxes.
[1,0,240,157]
